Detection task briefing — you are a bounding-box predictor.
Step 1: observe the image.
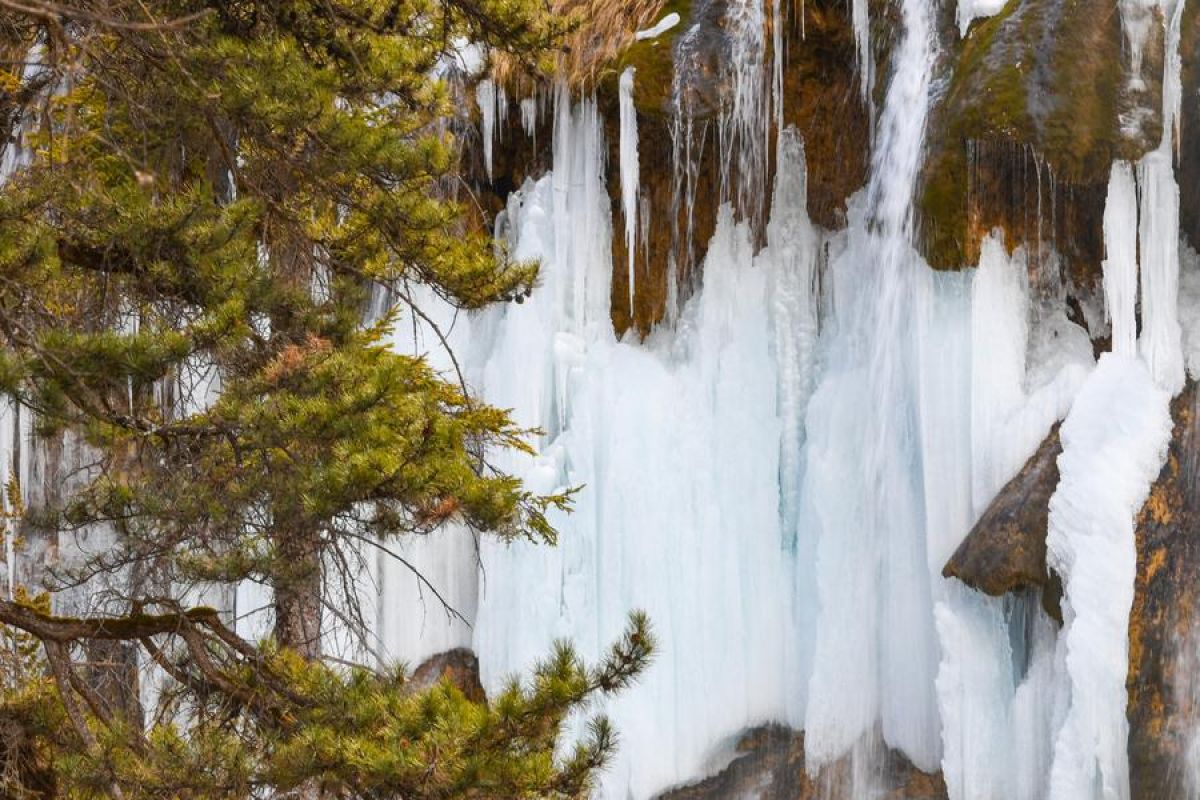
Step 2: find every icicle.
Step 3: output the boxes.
[477,79,496,180]
[619,68,640,314]
[1137,153,1185,394]
[1046,354,1171,800]
[520,96,537,137]
[1103,161,1139,356]
[721,0,771,219]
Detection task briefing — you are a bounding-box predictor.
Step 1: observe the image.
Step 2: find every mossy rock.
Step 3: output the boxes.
[604,0,701,117]
[918,0,1162,274]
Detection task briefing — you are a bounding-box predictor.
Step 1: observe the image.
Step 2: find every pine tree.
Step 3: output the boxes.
[0,2,653,797]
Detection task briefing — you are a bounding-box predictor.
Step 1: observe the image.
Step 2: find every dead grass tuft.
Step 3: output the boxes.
[493,0,669,90]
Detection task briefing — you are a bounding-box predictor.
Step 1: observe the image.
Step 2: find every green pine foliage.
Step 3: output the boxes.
[0,609,652,799]
[0,2,653,798]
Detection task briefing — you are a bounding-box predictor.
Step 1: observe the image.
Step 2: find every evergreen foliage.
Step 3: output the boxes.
[0,2,654,797]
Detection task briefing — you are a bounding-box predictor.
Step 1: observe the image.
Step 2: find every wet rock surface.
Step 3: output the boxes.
[1128,381,1200,800]
[656,725,948,800]
[943,424,1064,621]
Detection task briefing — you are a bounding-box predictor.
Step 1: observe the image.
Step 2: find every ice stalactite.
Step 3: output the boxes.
[477,79,496,181]
[1103,162,1140,357]
[619,68,640,312]
[722,0,772,218]
[1138,152,1185,393]
[1046,356,1171,800]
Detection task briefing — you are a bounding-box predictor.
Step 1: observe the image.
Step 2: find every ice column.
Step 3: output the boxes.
[1046,355,1171,800]
[469,86,803,799]
[1103,162,1140,356]
[1136,0,1186,394]
[761,128,820,547]
[803,0,942,772]
[722,0,771,215]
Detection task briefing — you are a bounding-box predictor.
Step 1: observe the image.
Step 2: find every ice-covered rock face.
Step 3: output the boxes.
[375,0,1200,794]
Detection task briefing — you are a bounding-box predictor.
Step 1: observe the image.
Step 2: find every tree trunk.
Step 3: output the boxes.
[273,534,323,800]
[273,535,323,661]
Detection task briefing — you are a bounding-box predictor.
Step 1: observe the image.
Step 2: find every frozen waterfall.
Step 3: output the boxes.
[370,0,1193,791]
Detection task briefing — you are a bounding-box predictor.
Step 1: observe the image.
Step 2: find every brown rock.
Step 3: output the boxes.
[657,725,947,800]
[1128,381,1200,800]
[942,424,1064,621]
[409,648,487,704]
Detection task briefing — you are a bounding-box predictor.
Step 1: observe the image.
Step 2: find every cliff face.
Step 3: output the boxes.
[1127,382,1200,799]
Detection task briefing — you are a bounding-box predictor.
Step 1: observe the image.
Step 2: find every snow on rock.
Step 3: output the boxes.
[956,0,1008,37]
[633,12,681,41]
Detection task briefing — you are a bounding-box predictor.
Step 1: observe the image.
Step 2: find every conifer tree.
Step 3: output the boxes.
[0,2,653,797]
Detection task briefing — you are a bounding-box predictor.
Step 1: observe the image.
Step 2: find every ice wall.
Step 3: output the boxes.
[374,0,1174,792]
[468,96,812,797]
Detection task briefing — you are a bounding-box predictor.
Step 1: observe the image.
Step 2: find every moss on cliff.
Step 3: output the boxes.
[610,0,695,116]
[919,0,1161,276]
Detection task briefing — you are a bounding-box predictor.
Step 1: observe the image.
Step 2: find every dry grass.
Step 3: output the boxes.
[494,0,669,89]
